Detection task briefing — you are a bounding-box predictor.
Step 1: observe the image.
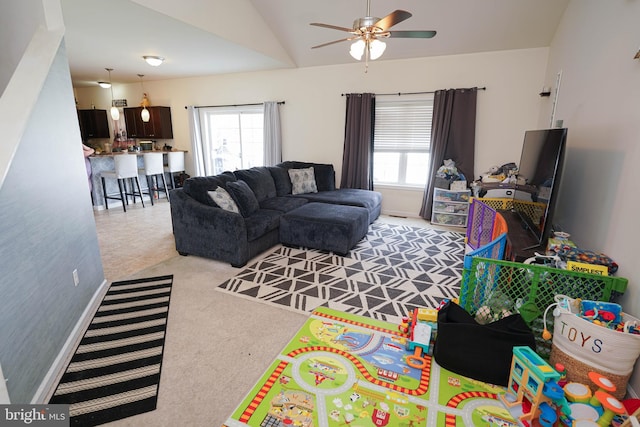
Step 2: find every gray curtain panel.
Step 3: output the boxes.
[419,88,477,219]
[263,101,282,166]
[340,93,375,190]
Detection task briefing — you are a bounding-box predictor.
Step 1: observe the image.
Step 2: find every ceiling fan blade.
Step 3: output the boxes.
[311,37,356,49]
[374,10,412,31]
[310,22,355,33]
[388,30,437,39]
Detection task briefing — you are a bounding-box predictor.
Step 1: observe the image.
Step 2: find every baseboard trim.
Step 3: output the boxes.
[31,278,111,404]
[381,209,421,218]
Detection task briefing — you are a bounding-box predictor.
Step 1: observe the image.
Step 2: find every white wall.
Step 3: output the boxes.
[75,47,549,217]
[541,0,640,394]
[0,0,44,95]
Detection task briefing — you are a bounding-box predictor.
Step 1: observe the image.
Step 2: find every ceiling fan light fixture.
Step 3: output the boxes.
[369,39,386,60]
[98,81,111,88]
[350,39,366,60]
[143,55,164,66]
[310,1,435,69]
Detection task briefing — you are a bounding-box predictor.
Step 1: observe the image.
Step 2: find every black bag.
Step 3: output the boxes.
[433,301,536,386]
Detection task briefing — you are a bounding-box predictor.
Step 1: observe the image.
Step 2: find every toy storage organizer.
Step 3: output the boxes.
[431,188,471,227]
[459,257,628,359]
[549,299,640,399]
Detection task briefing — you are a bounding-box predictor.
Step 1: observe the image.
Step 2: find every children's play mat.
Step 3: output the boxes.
[222,307,517,427]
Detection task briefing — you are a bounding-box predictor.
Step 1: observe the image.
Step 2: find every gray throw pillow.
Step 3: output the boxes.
[288,167,318,195]
[233,167,277,201]
[207,187,239,214]
[268,166,293,196]
[226,180,260,217]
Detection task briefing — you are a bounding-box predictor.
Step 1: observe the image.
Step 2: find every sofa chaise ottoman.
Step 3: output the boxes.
[279,202,369,255]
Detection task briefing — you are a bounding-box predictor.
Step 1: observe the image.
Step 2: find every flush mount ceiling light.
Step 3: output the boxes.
[105,68,119,121]
[138,74,150,122]
[97,81,111,88]
[143,55,164,66]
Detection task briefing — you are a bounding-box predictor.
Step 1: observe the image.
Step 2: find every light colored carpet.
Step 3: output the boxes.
[93,202,460,426]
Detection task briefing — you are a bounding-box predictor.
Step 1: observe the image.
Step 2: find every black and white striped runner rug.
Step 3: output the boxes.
[218,222,465,322]
[50,275,173,426]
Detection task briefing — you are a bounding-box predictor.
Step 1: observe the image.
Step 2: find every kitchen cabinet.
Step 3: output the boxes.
[123,106,173,139]
[77,109,110,140]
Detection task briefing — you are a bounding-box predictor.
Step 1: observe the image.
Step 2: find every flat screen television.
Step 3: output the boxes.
[512,128,568,249]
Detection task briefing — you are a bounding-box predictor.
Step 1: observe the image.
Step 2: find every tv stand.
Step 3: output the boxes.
[498,209,542,261]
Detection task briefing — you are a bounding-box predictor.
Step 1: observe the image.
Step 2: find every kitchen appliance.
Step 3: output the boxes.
[139,140,153,151]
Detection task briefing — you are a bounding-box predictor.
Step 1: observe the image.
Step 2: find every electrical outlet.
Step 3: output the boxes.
[73,269,79,286]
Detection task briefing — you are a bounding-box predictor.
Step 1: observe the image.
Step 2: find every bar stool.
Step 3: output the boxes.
[141,152,170,205]
[100,154,145,212]
[164,151,185,189]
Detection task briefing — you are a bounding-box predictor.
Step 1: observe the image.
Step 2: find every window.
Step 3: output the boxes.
[198,106,263,175]
[373,96,434,187]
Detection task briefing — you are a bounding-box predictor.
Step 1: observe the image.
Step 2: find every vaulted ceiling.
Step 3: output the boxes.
[62,0,569,87]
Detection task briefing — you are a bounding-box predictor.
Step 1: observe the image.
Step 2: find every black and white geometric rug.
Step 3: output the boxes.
[50,275,173,426]
[217,222,465,322]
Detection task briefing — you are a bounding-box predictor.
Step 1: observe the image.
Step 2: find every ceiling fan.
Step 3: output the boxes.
[310,0,436,64]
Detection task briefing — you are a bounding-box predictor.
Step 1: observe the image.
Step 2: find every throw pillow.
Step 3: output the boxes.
[226,180,260,217]
[311,164,336,192]
[208,187,239,214]
[288,167,318,195]
[268,166,293,196]
[234,167,277,201]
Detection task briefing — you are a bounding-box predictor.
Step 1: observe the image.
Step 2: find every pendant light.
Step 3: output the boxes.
[138,74,150,122]
[105,68,119,121]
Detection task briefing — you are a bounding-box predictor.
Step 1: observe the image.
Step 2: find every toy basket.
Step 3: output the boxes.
[548,297,640,399]
[459,257,628,358]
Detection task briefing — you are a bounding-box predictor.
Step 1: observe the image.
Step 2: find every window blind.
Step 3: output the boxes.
[374,99,433,152]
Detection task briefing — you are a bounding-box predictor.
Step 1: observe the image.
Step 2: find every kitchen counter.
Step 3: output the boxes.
[92,149,187,157]
[88,150,186,209]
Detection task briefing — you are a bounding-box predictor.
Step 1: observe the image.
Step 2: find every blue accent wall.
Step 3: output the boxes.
[0,42,105,402]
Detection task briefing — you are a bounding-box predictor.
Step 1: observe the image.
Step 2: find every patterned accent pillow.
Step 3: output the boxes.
[207,187,239,214]
[288,167,318,195]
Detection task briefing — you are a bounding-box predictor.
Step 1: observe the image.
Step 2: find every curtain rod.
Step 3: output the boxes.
[341,87,486,96]
[184,101,285,109]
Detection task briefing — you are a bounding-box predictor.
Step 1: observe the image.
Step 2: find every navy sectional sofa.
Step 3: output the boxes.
[169,161,382,267]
